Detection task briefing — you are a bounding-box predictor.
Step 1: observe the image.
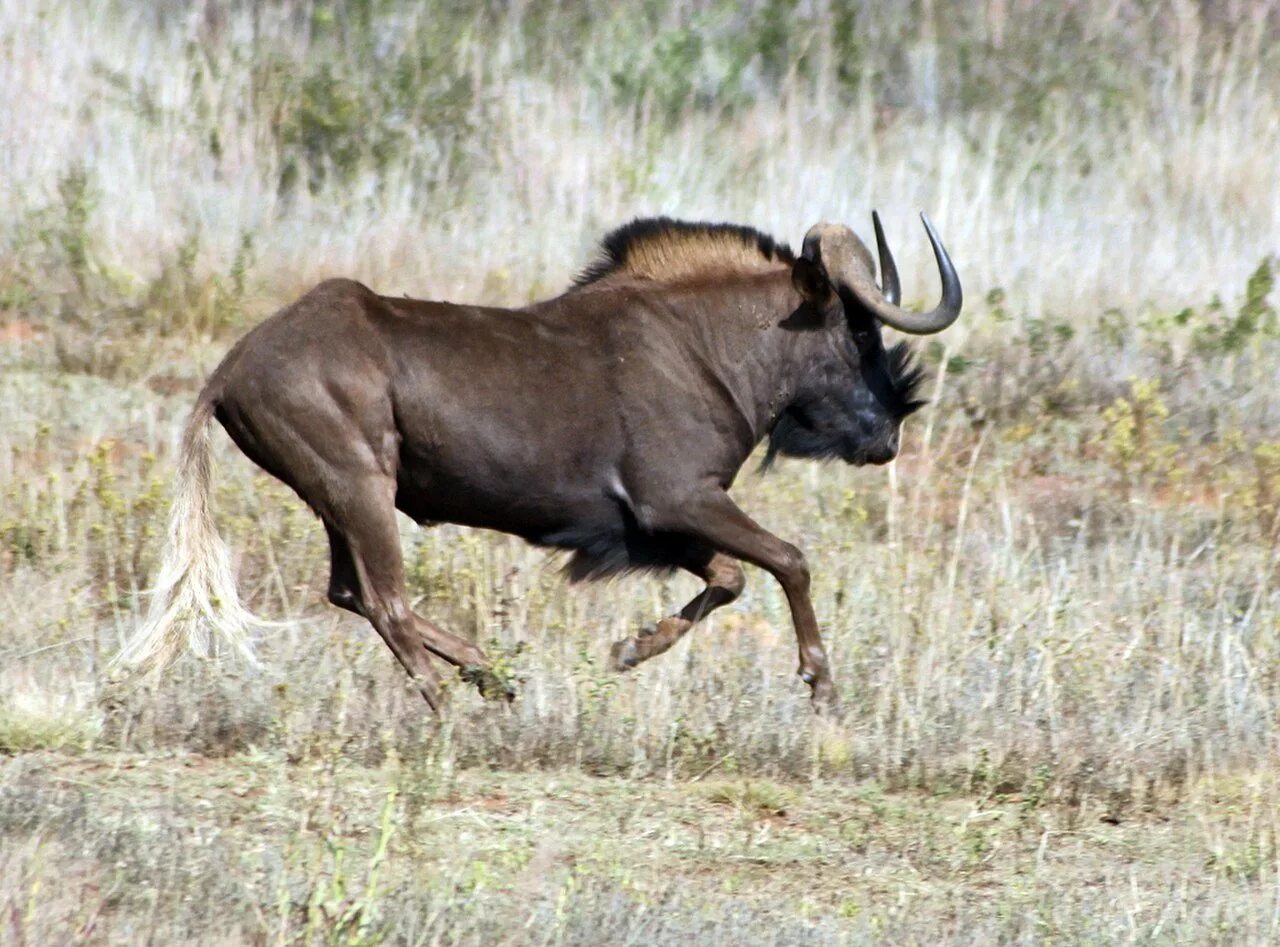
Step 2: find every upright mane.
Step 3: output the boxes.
[574,217,795,287]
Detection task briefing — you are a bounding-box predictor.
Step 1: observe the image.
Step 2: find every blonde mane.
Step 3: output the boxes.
[574,217,795,287]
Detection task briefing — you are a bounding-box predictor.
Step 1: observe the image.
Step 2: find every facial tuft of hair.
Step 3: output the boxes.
[888,341,928,416]
[575,217,795,287]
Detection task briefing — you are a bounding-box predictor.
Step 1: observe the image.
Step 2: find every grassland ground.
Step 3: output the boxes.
[6,749,1280,943]
[6,301,1280,940]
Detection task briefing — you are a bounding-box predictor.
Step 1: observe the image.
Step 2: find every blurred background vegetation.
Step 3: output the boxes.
[4,0,1277,318]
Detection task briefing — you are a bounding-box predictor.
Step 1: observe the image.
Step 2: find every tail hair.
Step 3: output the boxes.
[111,400,265,675]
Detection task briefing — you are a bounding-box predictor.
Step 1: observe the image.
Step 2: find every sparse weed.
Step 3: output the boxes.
[0,702,98,755]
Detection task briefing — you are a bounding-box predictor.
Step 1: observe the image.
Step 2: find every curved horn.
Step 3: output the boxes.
[872,210,900,305]
[844,212,962,335]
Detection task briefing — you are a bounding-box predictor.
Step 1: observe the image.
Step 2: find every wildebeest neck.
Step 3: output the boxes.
[561,271,822,479]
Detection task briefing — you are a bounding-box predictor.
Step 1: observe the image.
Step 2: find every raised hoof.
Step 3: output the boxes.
[609,637,640,672]
[460,665,517,703]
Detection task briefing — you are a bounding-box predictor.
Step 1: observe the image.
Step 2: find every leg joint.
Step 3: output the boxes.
[327,585,362,615]
[711,561,747,600]
[776,542,810,594]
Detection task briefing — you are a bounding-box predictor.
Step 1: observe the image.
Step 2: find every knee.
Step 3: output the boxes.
[776,543,810,594]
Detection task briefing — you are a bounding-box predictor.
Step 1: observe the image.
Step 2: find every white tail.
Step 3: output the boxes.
[111,401,264,674]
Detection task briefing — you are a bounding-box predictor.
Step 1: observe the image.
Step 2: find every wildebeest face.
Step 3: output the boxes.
[765,212,958,468]
[765,310,925,467]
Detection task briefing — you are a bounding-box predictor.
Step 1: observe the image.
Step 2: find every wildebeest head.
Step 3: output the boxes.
[766,212,962,467]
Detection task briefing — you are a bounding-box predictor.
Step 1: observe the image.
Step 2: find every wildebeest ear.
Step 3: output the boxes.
[791,257,832,303]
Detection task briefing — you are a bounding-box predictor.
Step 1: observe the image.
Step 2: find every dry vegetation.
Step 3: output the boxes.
[3,0,1280,942]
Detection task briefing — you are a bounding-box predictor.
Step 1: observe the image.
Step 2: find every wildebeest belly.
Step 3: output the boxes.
[393,443,696,582]
[393,451,612,532]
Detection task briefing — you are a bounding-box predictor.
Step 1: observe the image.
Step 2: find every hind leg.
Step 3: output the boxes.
[325,488,450,711]
[219,378,506,706]
[609,549,746,671]
[326,480,512,706]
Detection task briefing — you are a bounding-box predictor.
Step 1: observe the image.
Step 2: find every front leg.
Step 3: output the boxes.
[610,549,746,672]
[650,488,838,711]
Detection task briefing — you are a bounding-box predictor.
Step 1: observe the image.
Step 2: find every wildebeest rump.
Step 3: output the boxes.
[115,213,962,713]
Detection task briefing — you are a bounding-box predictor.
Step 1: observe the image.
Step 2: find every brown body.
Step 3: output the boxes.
[116,215,962,713]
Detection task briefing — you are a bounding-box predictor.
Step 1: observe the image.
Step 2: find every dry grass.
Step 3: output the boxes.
[2,0,1277,321]
[4,0,1280,942]
[5,752,1280,944]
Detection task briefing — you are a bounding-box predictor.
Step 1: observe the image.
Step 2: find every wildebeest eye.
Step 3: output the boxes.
[851,328,874,349]
[846,311,877,348]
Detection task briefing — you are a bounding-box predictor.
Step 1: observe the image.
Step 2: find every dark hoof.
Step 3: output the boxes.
[461,665,517,703]
[609,637,640,672]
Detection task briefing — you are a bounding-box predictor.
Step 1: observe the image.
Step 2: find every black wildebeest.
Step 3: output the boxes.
[115,212,961,712]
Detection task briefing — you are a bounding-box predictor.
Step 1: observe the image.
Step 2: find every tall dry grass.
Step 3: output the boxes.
[3,1,1280,938]
[2,0,1279,771]
[2,0,1277,322]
